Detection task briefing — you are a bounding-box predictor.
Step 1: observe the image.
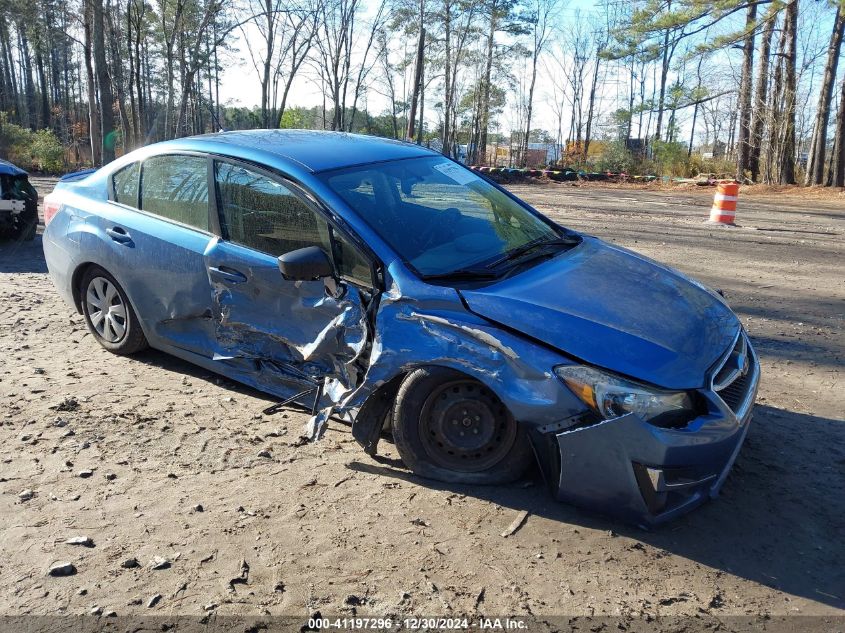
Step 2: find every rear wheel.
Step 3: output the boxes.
[80,266,148,355]
[392,367,533,484]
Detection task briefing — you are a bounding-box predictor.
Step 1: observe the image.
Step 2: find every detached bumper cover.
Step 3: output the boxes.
[552,341,760,527]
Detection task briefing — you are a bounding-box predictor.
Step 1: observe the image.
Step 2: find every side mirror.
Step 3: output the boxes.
[278,246,333,281]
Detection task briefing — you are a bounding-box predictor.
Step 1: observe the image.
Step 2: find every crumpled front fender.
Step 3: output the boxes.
[342,280,586,451]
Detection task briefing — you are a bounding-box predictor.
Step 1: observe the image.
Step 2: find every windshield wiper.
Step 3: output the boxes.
[421,267,501,282]
[485,236,579,269]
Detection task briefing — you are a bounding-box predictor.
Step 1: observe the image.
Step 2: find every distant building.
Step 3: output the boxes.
[483,142,562,168]
[698,141,727,160]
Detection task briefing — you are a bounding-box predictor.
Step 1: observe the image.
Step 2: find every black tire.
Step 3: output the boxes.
[19,204,37,241]
[80,266,148,355]
[392,367,533,485]
[4,205,36,241]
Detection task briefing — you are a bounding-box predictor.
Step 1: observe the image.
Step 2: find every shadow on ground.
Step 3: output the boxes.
[0,234,48,273]
[348,403,845,611]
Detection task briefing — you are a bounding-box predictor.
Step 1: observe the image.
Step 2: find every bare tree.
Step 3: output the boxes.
[735,1,757,182]
[805,4,844,185]
[780,0,799,184]
[82,0,101,165]
[312,0,385,131]
[832,73,845,186]
[520,0,556,166]
[242,0,318,129]
[749,7,776,182]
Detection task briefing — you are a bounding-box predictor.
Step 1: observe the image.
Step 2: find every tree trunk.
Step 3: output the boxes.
[736,2,757,182]
[406,22,425,141]
[261,0,274,128]
[83,4,101,166]
[478,1,497,164]
[779,0,798,184]
[17,25,37,130]
[92,0,115,163]
[107,6,130,152]
[806,6,844,185]
[766,11,787,183]
[583,52,601,162]
[654,25,671,142]
[832,75,845,186]
[418,60,425,144]
[523,58,537,166]
[523,0,552,167]
[126,3,138,145]
[34,48,51,129]
[442,0,452,154]
[0,21,20,121]
[0,39,8,114]
[749,12,775,181]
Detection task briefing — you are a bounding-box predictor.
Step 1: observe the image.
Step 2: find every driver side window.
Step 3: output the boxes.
[214,162,330,257]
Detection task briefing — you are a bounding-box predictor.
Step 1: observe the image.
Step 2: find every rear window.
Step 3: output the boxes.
[112,162,139,207]
[141,155,209,231]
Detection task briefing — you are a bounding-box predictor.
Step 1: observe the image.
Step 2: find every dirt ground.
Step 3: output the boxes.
[0,178,843,624]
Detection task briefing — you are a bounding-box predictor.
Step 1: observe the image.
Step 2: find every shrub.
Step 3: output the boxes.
[595,140,634,173]
[650,140,690,177]
[0,114,65,173]
[29,129,65,172]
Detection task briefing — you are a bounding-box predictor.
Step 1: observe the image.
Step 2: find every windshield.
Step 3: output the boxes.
[319,156,562,276]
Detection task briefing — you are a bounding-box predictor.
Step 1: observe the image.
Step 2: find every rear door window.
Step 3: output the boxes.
[140,155,209,231]
[112,162,139,207]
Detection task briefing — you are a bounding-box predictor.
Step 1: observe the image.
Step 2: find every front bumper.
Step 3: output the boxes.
[540,339,760,527]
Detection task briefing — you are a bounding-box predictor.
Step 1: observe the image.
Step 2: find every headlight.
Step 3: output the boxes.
[554,365,697,428]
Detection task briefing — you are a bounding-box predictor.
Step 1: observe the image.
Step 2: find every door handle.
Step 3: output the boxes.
[208,265,248,284]
[106,226,132,243]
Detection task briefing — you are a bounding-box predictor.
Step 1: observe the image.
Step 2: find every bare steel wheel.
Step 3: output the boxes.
[86,276,127,343]
[392,367,533,485]
[79,266,148,355]
[419,380,517,472]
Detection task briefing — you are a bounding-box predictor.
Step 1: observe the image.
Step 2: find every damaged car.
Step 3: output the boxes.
[0,159,39,241]
[42,130,759,526]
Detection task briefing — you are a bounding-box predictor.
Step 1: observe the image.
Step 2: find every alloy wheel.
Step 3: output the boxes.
[85,276,127,343]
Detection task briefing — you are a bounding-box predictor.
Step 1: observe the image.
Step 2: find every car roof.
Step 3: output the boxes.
[157,130,437,173]
[0,159,27,177]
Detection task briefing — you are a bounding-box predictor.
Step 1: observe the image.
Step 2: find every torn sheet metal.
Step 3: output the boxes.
[336,269,580,432]
[203,238,371,440]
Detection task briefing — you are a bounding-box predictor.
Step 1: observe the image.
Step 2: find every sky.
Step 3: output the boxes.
[214,1,835,146]
[217,0,606,137]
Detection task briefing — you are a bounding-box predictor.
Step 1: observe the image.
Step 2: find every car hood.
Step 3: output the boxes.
[459,236,740,390]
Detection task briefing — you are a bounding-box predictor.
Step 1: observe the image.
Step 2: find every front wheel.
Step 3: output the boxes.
[392,367,533,484]
[80,266,148,355]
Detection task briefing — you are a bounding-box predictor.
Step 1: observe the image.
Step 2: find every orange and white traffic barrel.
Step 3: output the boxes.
[709,182,739,225]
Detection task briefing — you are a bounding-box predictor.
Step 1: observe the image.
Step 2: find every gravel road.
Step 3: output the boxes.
[0,179,842,623]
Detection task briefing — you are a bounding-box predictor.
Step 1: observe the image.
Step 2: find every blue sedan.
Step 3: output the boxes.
[42,130,759,525]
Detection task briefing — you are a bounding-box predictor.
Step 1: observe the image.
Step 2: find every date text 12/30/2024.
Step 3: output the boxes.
[307,617,529,630]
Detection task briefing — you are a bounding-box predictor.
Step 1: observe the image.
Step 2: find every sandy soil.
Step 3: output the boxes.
[0,178,842,624]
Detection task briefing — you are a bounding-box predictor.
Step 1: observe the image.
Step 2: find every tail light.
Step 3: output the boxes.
[43,194,62,226]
